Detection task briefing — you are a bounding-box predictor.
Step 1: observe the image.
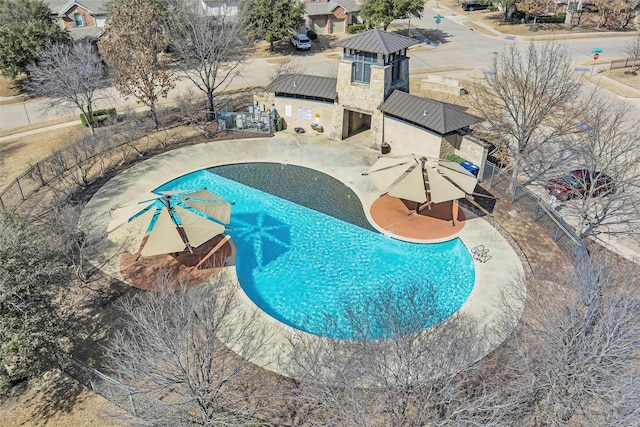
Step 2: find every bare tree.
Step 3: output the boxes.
[25,40,110,134]
[168,0,246,122]
[103,271,276,425]
[591,0,634,29]
[175,90,214,136]
[98,0,176,129]
[471,42,582,191]
[625,31,640,74]
[477,253,640,425]
[559,93,640,240]
[33,130,119,198]
[280,282,505,426]
[268,60,306,81]
[519,0,554,26]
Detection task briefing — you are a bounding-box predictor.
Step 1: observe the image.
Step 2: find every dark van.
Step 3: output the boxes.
[461,2,488,11]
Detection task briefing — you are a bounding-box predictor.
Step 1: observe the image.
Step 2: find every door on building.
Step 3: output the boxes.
[330,19,345,34]
[345,110,371,138]
[313,18,327,34]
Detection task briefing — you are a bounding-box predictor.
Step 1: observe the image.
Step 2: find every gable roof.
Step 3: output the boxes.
[379,91,483,135]
[333,29,418,55]
[265,74,337,100]
[306,0,360,16]
[45,0,107,15]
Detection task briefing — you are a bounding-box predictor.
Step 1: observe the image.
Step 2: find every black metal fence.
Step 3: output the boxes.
[1,130,587,262]
[481,161,586,261]
[2,134,595,424]
[62,357,193,425]
[609,58,640,70]
[0,112,272,210]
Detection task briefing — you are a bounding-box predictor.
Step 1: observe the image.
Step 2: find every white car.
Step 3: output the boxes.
[290,33,312,50]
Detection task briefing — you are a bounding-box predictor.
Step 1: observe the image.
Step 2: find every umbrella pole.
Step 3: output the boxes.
[176,226,194,254]
[452,200,458,226]
[191,234,231,272]
[163,194,194,254]
[418,156,428,214]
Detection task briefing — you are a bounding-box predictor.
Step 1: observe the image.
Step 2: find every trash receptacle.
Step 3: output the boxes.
[275,116,283,131]
[381,142,391,155]
[460,160,479,176]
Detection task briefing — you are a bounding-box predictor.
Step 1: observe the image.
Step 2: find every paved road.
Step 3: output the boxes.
[1,8,637,134]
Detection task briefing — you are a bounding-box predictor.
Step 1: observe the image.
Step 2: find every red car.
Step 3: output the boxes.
[544,169,616,201]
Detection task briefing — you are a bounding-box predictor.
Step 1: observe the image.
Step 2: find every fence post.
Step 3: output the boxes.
[511,182,518,203]
[489,163,496,187]
[554,224,562,241]
[88,378,97,393]
[128,388,137,417]
[16,178,25,201]
[35,162,45,186]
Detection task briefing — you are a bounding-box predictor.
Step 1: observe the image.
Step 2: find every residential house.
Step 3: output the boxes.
[304,0,362,34]
[45,0,107,40]
[199,0,240,17]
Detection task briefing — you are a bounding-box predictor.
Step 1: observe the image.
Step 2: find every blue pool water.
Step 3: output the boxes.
[156,165,475,340]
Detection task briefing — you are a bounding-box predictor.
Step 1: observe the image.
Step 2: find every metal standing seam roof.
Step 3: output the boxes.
[305,0,361,16]
[379,90,484,135]
[265,74,337,100]
[332,29,419,55]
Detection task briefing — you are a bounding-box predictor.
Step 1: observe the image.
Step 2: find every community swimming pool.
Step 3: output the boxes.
[156,164,475,340]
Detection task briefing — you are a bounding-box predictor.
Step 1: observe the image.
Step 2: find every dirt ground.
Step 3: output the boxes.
[0,124,89,189]
[0,75,22,98]
[0,371,140,427]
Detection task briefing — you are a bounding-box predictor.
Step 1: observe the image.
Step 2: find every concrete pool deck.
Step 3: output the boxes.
[79,133,525,381]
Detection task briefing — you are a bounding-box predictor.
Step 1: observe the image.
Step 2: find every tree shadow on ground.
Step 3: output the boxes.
[391,27,452,45]
[6,371,87,425]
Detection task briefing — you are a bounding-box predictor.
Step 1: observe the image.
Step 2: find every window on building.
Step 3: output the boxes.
[389,53,404,83]
[351,51,377,84]
[73,13,86,27]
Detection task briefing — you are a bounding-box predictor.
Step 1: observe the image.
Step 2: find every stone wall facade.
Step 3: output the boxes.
[331,59,389,145]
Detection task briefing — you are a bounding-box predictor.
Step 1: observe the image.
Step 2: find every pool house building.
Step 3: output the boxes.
[256,29,489,176]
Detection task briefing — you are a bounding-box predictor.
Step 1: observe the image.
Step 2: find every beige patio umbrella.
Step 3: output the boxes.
[128,189,232,257]
[364,155,478,218]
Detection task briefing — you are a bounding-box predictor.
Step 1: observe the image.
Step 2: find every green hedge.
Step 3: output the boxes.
[80,108,117,127]
[347,24,366,34]
[537,13,566,23]
[306,30,317,40]
[488,6,498,11]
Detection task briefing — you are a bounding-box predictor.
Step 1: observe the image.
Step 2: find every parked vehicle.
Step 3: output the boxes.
[461,2,488,11]
[544,169,616,201]
[290,33,312,50]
